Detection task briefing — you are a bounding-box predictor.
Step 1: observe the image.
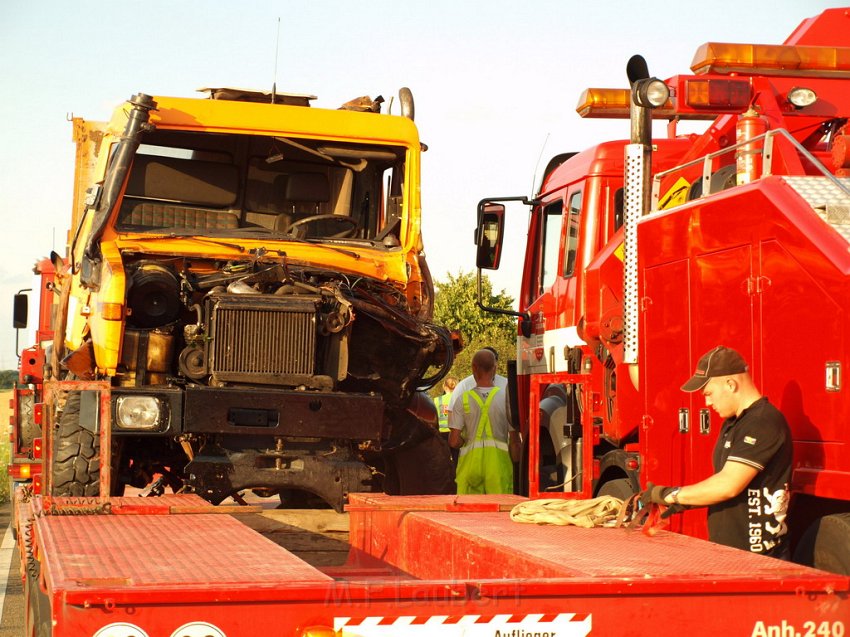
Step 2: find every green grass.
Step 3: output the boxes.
[0,441,9,504]
[0,388,12,504]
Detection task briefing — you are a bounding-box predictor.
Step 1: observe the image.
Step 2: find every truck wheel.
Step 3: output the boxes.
[18,391,39,448]
[25,555,52,637]
[793,513,850,575]
[538,433,564,492]
[517,436,562,496]
[389,433,455,496]
[596,478,634,501]
[52,392,100,497]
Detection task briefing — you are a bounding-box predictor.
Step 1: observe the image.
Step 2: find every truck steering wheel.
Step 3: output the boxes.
[286,214,358,239]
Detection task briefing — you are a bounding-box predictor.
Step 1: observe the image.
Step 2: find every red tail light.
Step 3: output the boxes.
[33,474,42,495]
[685,79,751,110]
[33,437,43,459]
[34,403,43,425]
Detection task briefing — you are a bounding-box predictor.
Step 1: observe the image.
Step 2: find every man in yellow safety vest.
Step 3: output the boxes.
[434,376,458,435]
[448,349,518,494]
[434,376,459,465]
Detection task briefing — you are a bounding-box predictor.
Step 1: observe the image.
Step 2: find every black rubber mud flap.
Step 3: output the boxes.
[25,556,52,637]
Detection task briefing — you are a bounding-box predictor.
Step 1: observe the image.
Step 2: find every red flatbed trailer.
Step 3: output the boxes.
[18,492,850,636]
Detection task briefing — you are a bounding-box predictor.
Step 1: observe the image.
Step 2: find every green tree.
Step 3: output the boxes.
[432,271,517,390]
[0,370,18,389]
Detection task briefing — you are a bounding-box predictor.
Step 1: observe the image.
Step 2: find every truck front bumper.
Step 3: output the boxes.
[110,385,384,441]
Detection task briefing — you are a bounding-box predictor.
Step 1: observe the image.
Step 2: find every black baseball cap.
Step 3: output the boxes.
[681,346,748,392]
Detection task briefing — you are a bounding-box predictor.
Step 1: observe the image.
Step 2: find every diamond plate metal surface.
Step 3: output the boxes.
[416,511,816,580]
[783,176,850,207]
[783,176,850,242]
[826,205,850,224]
[38,512,332,591]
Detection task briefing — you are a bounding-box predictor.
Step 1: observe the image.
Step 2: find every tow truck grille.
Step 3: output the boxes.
[208,295,319,384]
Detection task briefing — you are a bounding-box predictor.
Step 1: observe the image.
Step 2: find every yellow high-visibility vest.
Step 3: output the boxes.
[434,393,451,432]
[455,387,512,494]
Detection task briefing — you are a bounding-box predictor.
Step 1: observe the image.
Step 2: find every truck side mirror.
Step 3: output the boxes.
[13,293,28,329]
[476,203,506,270]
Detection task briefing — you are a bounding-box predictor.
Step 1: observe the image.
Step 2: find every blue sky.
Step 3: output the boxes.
[0,0,838,368]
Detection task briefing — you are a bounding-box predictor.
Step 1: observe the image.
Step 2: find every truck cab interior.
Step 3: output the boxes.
[115,132,407,247]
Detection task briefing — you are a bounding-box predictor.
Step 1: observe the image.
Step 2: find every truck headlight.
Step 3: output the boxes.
[634,77,670,108]
[116,396,164,430]
[787,86,817,109]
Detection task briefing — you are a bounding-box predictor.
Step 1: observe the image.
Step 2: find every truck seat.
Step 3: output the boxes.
[118,200,239,230]
[119,154,241,230]
[273,172,332,233]
[285,172,330,215]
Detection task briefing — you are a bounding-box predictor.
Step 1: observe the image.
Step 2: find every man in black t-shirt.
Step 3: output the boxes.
[640,346,792,558]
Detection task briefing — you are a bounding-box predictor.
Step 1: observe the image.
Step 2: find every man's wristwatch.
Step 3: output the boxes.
[668,487,681,504]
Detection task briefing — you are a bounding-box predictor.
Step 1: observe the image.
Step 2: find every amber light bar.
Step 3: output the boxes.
[691,42,850,77]
[576,88,675,119]
[576,86,729,120]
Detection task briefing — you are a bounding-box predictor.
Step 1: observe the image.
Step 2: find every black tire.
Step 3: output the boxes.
[517,436,529,496]
[538,432,564,493]
[18,392,39,448]
[9,480,18,541]
[51,392,100,497]
[25,554,52,637]
[596,477,634,501]
[390,433,455,496]
[794,513,850,575]
[517,435,563,496]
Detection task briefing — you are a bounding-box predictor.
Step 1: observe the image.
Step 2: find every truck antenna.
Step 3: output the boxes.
[530,132,551,196]
[272,17,281,104]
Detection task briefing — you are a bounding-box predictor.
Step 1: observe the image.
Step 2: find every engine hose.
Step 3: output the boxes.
[415,325,455,389]
[350,299,433,343]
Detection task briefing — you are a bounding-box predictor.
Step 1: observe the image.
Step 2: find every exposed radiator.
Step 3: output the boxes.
[207,294,319,385]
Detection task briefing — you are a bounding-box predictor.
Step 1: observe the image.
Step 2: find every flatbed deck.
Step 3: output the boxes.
[19,494,850,636]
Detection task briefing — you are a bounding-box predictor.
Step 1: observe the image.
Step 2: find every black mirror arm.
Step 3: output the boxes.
[476,195,535,224]
[475,268,530,323]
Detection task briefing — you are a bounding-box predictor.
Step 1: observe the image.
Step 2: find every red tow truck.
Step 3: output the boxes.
[12,8,850,636]
[476,6,850,573]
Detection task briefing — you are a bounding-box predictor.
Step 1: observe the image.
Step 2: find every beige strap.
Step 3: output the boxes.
[510,496,625,529]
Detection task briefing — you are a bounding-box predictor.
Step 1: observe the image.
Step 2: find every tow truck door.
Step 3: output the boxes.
[641,258,692,532]
[519,190,584,376]
[520,197,563,375]
[642,243,753,538]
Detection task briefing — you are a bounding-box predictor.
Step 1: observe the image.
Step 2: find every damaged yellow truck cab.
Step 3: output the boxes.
[56,88,453,508]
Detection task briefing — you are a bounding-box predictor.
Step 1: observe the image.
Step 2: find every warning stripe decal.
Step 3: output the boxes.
[334,613,592,636]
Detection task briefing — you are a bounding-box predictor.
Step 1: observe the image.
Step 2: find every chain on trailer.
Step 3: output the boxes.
[23,497,113,582]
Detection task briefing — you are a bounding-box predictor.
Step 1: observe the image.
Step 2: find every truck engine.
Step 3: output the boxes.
[50,88,456,509]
